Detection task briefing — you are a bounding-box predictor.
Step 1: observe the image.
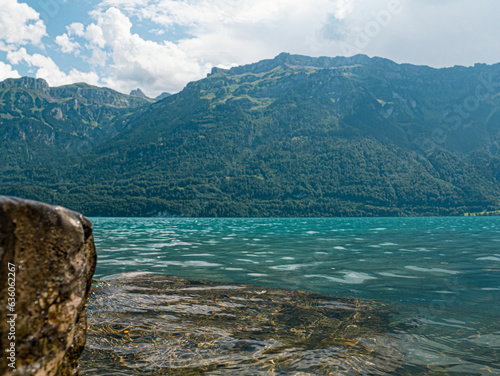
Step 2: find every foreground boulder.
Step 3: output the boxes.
[0,196,97,375]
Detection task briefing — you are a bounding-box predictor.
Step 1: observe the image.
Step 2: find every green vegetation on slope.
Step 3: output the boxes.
[2,54,500,216]
[0,77,152,171]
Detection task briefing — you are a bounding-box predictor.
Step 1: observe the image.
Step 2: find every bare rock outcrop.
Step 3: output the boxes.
[0,196,97,375]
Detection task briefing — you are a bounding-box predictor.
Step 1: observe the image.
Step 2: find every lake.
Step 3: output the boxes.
[80,217,500,375]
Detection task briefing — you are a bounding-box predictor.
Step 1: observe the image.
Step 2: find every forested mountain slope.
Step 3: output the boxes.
[2,54,500,216]
[0,77,152,173]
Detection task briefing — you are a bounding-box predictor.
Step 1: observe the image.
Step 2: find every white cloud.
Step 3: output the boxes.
[0,61,20,80]
[7,48,100,87]
[149,29,166,36]
[13,0,496,96]
[315,0,405,56]
[70,7,207,96]
[85,0,414,95]
[0,0,46,46]
[67,23,85,38]
[97,7,132,44]
[83,1,344,95]
[309,0,500,68]
[89,47,108,67]
[365,0,500,67]
[85,24,106,48]
[55,33,81,54]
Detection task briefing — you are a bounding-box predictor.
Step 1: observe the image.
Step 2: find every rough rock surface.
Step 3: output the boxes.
[0,196,97,376]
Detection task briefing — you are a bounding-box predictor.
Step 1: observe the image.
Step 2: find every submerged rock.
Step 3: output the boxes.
[0,196,97,376]
[82,273,405,375]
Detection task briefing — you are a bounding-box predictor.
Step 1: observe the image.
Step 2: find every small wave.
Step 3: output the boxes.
[102,271,153,280]
[152,261,184,267]
[378,272,418,279]
[477,256,500,262]
[182,253,215,257]
[236,259,260,264]
[468,333,500,347]
[418,318,474,330]
[405,266,460,275]
[271,264,307,271]
[305,272,377,284]
[183,261,222,267]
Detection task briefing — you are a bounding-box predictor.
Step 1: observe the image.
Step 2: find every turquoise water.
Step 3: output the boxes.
[89,217,500,375]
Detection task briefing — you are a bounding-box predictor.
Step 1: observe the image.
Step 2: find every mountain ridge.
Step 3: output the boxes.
[2,54,500,217]
[0,76,153,172]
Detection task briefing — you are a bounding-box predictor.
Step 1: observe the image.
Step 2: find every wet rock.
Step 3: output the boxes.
[0,196,97,376]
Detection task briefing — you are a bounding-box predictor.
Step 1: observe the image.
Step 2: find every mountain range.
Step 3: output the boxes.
[1,53,500,216]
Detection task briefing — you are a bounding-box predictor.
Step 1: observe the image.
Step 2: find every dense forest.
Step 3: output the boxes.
[1,54,500,217]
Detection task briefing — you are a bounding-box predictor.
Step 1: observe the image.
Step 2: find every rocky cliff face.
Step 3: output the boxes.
[129,88,148,99]
[0,77,50,93]
[0,196,97,376]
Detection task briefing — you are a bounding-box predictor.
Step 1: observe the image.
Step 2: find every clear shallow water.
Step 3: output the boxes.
[86,217,500,375]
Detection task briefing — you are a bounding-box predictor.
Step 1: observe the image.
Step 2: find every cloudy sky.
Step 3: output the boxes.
[1,0,499,97]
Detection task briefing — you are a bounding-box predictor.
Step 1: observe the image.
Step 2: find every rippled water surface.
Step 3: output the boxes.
[81,217,500,375]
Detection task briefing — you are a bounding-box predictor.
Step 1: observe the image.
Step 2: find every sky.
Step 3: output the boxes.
[0,0,499,97]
